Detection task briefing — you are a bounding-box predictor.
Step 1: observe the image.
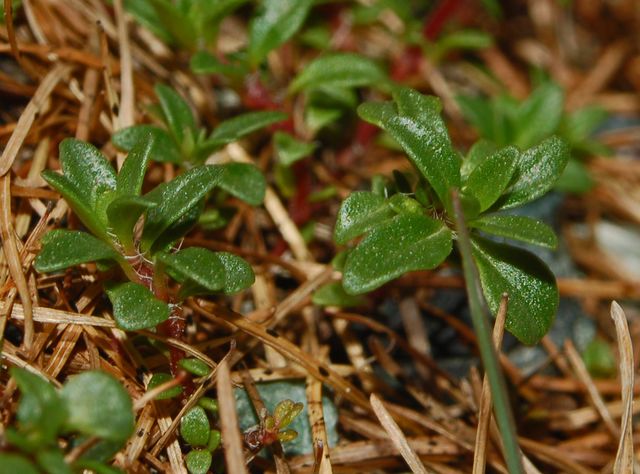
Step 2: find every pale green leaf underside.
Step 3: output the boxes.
[471,236,558,345]
[343,214,452,294]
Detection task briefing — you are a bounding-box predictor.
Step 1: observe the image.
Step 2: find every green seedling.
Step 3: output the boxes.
[334,86,569,346]
[0,368,133,474]
[243,399,304,452]
[34,137,261,331]
[457,79,609,193]
[112,84,285,168]
[179,405,221,474]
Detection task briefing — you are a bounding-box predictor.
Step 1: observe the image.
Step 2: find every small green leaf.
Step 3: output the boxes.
[471,215,558,249]
[179,358,211,377]
[190,51,248,77]
[147,373,183,400]
[391,87,449,139]
[149,200,204,255]
[461,139,498,178]
[388,194,423,215]
[312,282,365,307]
[185,449,212,474]
[248,0,313,64]
[290,53,388,93]
[0,454,40,474]
[274,132,316,166]
[583,338,617,378]
[141,165,223,251]
[514,82,564,149]
[207,429,221,451]
[198,397,219,413]
[11,367,66,445]
[206,111,287,150]
[123,0,173,44]
[117,135,154,196]
[106,282,170,330]
[58,138,117,211]
[215,252,255,294]
[34,230,119,273]
[154,83,196,145]
[112,125,181,164]
[358,98,460,207]
[43,171,110,242]
[463,146,518,211]
[334,191,395,244]
[147,0,196,49]
[343,214,452,294]
[432,29,492,59]
[36,448,72,474]
[106,196,156,251]
[471,236,558,344]
[456,94,497,142]
[498,136,569,209]
[216,162,266,206]
[61,371,134,442]
[180,406,210,447]
[158,247,225,292]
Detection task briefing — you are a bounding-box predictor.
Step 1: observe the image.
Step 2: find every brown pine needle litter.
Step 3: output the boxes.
[2,1,640,472]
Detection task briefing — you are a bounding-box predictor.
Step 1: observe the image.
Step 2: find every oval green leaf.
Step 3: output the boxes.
[154,83,196,145]
[112,125,181,164]
[58,138,117,210]
[34,230,119,273]
[498,136,569,209]
[248,0,313,64]
[206,111,287,150]
[463,146,518,211]
[333,191,395,244]
[215,252,255,294]
[180,406,210,447]
[185,449,212,474]
[343,214,452,294]
[216,162,266,206]
[106,282,170,330]
[290,53,388,93]
[470,214,558,249]
[11,367,65,445]
[471,236,558,344]
[61,371,134,442]
[357,99,460,208]
[158,247,225,292]
[147,373,183,400]
[141,165,223,251]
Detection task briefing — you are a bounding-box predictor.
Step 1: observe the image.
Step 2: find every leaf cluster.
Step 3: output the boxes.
[333,86,570,344]
[112,84,286,168]
[457,79,609,193]
[34,137,260,330]
[0,368,133,474]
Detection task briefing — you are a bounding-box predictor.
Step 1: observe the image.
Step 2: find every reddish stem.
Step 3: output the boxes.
[423,0,465,40]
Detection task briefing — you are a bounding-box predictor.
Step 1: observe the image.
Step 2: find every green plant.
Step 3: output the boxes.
[112,84,285,168]
[179,401,221,474]
[334,86,569,345]
[0,367,133,473]
[243,399,304,452]
[457,79,609,193]
[34,136,261,331]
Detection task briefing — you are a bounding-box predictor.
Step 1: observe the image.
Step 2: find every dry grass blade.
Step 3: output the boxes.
[218,358,249,474]
[370,393,433,474]
[610,301,636,473]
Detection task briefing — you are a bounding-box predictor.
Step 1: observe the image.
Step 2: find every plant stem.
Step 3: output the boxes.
[451,188,524,474]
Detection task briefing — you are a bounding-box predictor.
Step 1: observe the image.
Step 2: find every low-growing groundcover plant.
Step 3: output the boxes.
[0,368,133,474]
[332,85,569,473]
[33,136,261,345]
[112,83,285,168]
[335,86,568,346]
